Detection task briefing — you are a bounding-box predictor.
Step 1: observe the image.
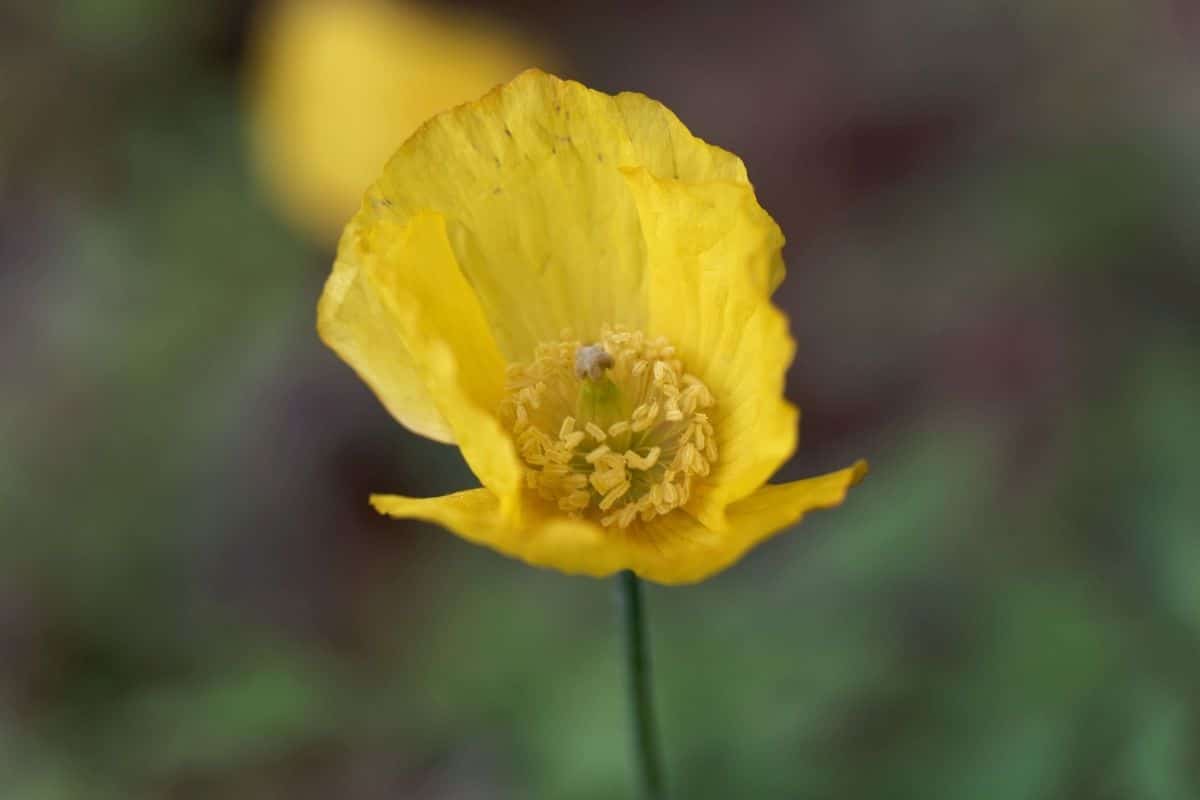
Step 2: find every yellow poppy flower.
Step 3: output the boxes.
[318,70,867,584]
[246,0,541,242]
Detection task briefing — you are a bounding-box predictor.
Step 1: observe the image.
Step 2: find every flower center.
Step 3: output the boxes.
[500,325,718,528]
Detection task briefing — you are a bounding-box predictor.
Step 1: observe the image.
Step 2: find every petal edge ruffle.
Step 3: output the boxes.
[319,212,523,510]
[372,460,866,584]
[356,69,753,360]
[623,167,795,531]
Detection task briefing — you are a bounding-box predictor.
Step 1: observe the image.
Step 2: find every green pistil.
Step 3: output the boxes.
[578,375,622,426]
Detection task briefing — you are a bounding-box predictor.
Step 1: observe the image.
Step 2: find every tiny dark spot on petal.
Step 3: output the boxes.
[597,153,605,162]
[492,186,502,195]
[494,156,501,166]
[504,126,513,137]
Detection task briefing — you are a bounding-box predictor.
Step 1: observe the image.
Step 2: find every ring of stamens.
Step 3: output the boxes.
[500,325,718,529]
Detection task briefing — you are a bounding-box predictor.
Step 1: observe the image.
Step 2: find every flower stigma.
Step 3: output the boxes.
[501,325,718,529]
[574,344,614,380]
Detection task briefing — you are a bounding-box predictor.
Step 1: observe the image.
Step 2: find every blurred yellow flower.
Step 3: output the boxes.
[246,0,539,242]
[318,70,867,584]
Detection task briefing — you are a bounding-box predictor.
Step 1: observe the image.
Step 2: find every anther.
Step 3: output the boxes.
[607,421,630,437]
[584,444,611,463]
[599,480,631,511]
[624,447,661,471]
[503,325,719,528]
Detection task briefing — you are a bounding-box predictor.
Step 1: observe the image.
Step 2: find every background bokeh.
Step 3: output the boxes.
[4,1,1200,797]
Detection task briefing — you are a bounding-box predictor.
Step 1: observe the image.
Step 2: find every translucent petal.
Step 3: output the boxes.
[356,69,748,359]
[372,460,867,584]
[623,167,795,530]
[319,212,521,506]
[325,71,868,582]
[371,490,635,578]
[645,460,869,583]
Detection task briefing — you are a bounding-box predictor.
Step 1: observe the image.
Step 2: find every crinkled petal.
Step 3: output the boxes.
[623,167,795,530]
[610,90,749,188]
[372,460,866,584]
[371,490,633,578]
[325,70,866,583]
[356,69,748,359]
[318,212,522,508]
[645,460,869,584]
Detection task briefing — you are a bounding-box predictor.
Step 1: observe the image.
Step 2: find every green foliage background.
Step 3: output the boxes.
[2,1,1198,797]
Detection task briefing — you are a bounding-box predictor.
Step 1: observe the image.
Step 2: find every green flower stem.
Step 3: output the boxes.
[616,570,666,799]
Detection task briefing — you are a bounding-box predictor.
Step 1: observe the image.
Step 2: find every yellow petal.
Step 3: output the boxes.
[371,490,633,578]
[246,0,539,241]
[372,460,867,584]
[645,460,869,584]
[324,71,866,583]
[319,212,522,508]
[360,69,748,359]
[611,90,750,187]
[623,167,794,530]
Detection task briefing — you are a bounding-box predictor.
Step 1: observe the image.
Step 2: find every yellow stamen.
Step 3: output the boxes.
[592,468,627,496]
[599,480,631,511]
[585,444,611,463]
[500,325,718,528]
[608,421,630,437]
[624,446,661,471]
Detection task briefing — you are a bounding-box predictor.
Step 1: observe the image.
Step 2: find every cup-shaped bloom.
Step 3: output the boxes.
[319,70,867,584]
[246,0,539,242]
